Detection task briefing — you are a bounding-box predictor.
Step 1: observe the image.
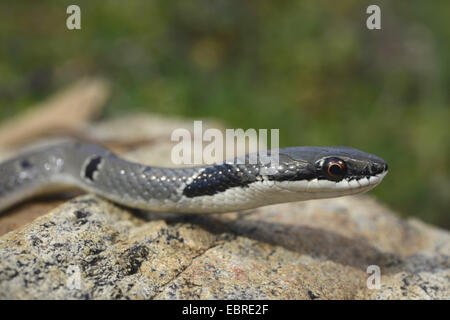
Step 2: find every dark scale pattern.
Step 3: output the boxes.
[20,159,32,169]
[182,163,258,198]
[84,156,102,181]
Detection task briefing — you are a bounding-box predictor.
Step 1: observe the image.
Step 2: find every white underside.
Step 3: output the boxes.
[130,171,388,213]
[1,170,387,214]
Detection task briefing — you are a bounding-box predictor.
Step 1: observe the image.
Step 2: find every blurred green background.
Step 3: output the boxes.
[0,1,449,228]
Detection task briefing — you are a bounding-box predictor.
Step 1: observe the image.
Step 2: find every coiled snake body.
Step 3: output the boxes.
[0,140,388,213]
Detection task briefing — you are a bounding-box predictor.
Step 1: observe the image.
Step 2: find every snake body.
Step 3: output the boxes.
[0,140,388,213]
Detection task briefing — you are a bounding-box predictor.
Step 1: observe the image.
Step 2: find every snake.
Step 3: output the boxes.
[0,139,388,213]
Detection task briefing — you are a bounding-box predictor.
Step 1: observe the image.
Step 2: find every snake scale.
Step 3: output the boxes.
[0,140,388,213]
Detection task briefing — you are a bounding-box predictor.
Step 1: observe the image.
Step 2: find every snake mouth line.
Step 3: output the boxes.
[276,170,388,194]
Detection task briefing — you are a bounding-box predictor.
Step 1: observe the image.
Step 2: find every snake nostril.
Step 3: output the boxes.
[370,163,378,173]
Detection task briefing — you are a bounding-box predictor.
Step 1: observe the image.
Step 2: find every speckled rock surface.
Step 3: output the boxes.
[0,105,448,299]
[0,193,448,299]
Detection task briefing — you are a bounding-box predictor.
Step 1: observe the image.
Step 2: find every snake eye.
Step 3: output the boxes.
[323,158,346,181]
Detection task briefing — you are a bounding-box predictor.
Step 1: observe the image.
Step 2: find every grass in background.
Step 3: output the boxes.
[0,0,449,228]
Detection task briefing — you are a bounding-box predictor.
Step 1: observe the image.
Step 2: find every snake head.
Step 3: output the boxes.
[265,146,388,199]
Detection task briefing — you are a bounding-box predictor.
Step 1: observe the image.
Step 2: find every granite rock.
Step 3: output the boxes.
[0,193,448,299]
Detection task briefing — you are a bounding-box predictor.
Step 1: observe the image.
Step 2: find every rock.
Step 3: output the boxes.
[0,108,448,299]
[0,193,448,299]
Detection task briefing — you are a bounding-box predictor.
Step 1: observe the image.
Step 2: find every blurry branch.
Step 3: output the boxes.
[0,78,110,148]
